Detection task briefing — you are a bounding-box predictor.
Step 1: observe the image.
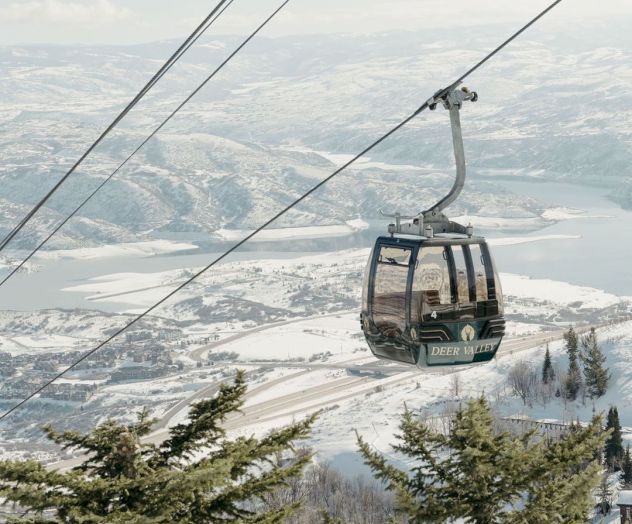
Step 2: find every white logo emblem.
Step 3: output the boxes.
[461,324,476,342]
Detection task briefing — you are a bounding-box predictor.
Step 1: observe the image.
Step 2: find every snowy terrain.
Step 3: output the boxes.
[0,240,629,448]
[1,19,632,521]
[1,24,632,248]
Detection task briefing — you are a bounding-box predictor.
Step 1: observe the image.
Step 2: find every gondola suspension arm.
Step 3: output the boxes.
[426,87,477,215]
[383,86,477,238]
[422,87,477,236]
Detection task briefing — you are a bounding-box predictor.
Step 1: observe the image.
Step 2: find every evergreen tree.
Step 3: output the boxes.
[542,344,555,384]
[595,473,613,515]
[357,396,605,523]
[564,326,579,360]
[0,371,315,523]
[605,406,624,471]
[564,327,582,400]
[580,328,610,399]
[621,445,632,488]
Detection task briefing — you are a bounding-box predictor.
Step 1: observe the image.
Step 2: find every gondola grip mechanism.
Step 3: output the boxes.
[379,210,424,236]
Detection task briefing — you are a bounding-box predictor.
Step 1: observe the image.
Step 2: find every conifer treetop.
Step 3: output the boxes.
[358,396,605,523]
[0,371,316,523]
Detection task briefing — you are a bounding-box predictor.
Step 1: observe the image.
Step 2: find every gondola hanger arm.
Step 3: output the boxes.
[424,87,477,217]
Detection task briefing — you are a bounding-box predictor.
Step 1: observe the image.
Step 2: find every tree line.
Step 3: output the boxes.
[0,366,621,523]
[508,326,611,407]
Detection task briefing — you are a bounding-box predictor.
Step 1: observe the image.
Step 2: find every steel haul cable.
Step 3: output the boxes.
[0,0,234,254]
[0,0,281,290]
[0,0,564,423]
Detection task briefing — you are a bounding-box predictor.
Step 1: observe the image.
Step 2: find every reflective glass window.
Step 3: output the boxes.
[468,243,489,301]
[451,246,471,304]
[373,246,411,333]
[411,246,451,322]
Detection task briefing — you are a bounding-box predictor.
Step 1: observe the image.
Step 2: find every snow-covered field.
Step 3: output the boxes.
[33,240,197,261]
[502,273,625,310]
[212,219,369,242]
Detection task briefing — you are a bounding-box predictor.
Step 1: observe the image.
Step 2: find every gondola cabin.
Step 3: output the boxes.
[360,85,505,367]
[361,233,505,367]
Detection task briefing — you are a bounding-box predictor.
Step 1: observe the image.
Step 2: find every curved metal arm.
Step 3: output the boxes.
[383,87,476,237]
[424,87,476,216]
[425,103,466,215]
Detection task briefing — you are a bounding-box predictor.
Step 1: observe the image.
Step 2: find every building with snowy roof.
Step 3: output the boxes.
[617,490,632,524]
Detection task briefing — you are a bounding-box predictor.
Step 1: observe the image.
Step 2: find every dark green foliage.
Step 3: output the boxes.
[564,327,582,400]
[542,344,555,384]
[595,473,613,515]
[564,327,579,360]
[320,509,342,524]
[621,445,632,488]
[358,397,605,524]
[605,406,624,471]
[0,371,315,523]
[580,328,610,399]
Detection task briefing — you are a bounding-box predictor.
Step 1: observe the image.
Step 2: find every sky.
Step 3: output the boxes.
[0,0,631,46]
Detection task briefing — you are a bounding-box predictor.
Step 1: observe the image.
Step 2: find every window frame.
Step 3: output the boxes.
[367,237,502,327]
[368,240,418,328]
[479,242,498,300]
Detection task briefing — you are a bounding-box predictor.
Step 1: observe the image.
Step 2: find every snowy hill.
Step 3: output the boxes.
[1,24,631,247]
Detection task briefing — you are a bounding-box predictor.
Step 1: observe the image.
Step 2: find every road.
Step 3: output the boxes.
[151,368,315,432]
[189,309,357,362]
[49,319,609,472]
[147,323,627,436]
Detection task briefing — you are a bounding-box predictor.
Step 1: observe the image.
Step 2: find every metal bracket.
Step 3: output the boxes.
[379,210,423,237]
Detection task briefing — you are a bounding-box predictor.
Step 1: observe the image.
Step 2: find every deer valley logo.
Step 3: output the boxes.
[461,324,476,342]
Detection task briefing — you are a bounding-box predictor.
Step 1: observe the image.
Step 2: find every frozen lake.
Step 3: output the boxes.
[490,180,632,299]
[0,180,629,312]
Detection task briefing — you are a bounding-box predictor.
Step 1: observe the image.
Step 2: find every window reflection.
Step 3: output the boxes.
[411,246,451,322]
[468,244,488,301]
[373,246,411,335]
[451,246,470,303]
[411,242,500,323]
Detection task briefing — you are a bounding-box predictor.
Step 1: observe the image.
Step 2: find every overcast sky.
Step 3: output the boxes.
[0,0,630,46]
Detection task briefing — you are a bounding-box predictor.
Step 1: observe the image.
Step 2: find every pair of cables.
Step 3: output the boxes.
[0,0,235,256]
[0,0,289,288]
[0,0,564,422]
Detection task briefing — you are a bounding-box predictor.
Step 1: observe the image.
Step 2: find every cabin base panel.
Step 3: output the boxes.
[365,333,502,368]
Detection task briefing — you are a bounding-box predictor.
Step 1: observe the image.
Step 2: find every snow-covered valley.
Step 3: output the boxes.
[1,17,632,522]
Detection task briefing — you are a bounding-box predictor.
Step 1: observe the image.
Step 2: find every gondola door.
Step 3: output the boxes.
[366,240,418,364]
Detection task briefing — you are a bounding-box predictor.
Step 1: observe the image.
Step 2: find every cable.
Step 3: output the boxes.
[417,0,564,111]
[0,0,564,422]
[0,0,234,255]
[0,0,247,290]
[0,0,563,287]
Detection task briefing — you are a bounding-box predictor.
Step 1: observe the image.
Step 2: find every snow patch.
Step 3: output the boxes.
[501,273,623,309]
[35,240,197,261]
[213,220,369,242]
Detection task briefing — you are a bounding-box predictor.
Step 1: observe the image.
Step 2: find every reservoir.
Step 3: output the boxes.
[0,180,629,312]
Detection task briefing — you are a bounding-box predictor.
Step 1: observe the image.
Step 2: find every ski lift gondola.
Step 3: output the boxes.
[361,87,505,367]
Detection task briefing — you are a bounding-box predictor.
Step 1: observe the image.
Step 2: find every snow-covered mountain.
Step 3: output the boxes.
[0,24,630,247]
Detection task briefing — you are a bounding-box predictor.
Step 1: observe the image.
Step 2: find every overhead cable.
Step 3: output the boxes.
[0,0,564,422]
[0,0,295,291]
[0,0,234,254]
